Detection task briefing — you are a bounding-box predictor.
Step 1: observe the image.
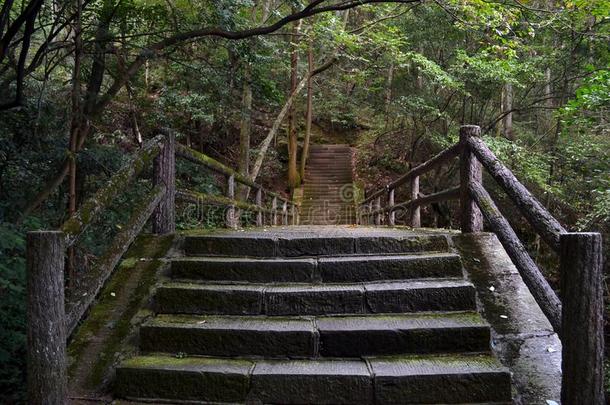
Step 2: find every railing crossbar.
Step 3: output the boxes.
[361,143,461,205]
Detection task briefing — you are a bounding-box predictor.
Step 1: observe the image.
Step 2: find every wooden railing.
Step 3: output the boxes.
[175,141,298,227]
[359,125,604,405]
[25,130,298,403]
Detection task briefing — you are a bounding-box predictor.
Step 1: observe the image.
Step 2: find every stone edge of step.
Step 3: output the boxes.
[115,353,511,404]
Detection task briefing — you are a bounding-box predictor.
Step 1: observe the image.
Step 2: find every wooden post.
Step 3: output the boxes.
[291,204,296,225]
[388,188,395,226]
[255,188,263,227]
[374,196,381,225]
[225,175,237,228]
[272,197,278,226]
[153,130,176,234]
[282,201,288,225]
[460,125,483,233]
[368,201,373,225]
[410,176,420,227]
[27,231,67,405]
[560,232,604,405]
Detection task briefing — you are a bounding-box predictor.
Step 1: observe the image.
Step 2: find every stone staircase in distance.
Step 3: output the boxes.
[300,144,356,225]
[114,227,512,404]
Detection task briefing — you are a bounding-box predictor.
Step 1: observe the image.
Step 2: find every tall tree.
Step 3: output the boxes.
[287,15,302,190]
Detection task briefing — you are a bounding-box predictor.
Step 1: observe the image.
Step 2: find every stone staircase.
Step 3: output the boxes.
[115,228,512,404]
[300,145,355,225]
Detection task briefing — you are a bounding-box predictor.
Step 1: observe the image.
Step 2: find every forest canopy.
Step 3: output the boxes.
[0,0,609,402]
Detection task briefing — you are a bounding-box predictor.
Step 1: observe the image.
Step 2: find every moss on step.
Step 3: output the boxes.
[67,233,175,393]
[122,355,253,369]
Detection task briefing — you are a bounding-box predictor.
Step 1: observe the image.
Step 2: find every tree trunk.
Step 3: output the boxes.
[66,0,83,286]
[249,56,336,186]
[287,16,302,190]
[384,61,394,129]
[20,1,113,219]
[299,40,314,181]
[502,83,514,140]
[239,64,252,198]
[27,231,67,405]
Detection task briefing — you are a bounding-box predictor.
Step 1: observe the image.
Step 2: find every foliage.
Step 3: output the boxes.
[0,222,28,403]
[1,0,610,400]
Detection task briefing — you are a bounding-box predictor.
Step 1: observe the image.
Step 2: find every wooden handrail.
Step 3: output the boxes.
[467,136,566,251]
[61,135,165,246]
[177,189,274,215]
[357,124,603,403]
[361,143,461,204]
[364,186,459,217]
[26,129,300,403]
[65,184,166,335]
[468,180,562,332]
[175,143,294,206]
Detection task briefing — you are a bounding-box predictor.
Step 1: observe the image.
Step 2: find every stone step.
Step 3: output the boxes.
[183,234,450,257]
[300,198,353,203]
[317,312,490,357]
[299,206,355,212]
[300,205,354,210]
[171,257,317,282]
[305,164,352,169]
[307,153,351,157]
[367,354,512,404]
[303,184,352,189]
[115,353,510,404]
[301,220,357,225]
[140,314,318,357]
[303,185,352,189]
[307,165,351,168]
[304,178,352,181]
[139,312,489,357]
[154,279,476,315]
[305,171,352,175]
[319,253,462,282]
[173,252,461,283]
[303,181,353,185]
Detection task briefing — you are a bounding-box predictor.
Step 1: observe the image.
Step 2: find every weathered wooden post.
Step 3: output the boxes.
[459,125,483,233]
[27,231,67,404]
[255,188,263,227]
[374,196,381,225]
[387,187,395,226]
[153,130,175,234]
[368,201,373,225]
[272,196,278,226]
[225,175,237,228]
[410,176,420,227]
[291,203,296,225]
[560,232,604,405]
[282,201,288,225]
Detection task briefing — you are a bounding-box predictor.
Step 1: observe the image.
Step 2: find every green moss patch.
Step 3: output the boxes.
[68,233,174,392]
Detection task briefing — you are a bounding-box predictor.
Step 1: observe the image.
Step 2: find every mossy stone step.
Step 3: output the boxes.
[171,257,317,282]
[318,253,462,282]
[115,354,510,404]
[249,359,372,404]
[140,314,318,357]
[183,234,450,257]
[316,312,490,357]
[154,279,476,316]
[368,354,512,403]
[139,312,489,357]
[115,356,253,403]
[172,253,461,283]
